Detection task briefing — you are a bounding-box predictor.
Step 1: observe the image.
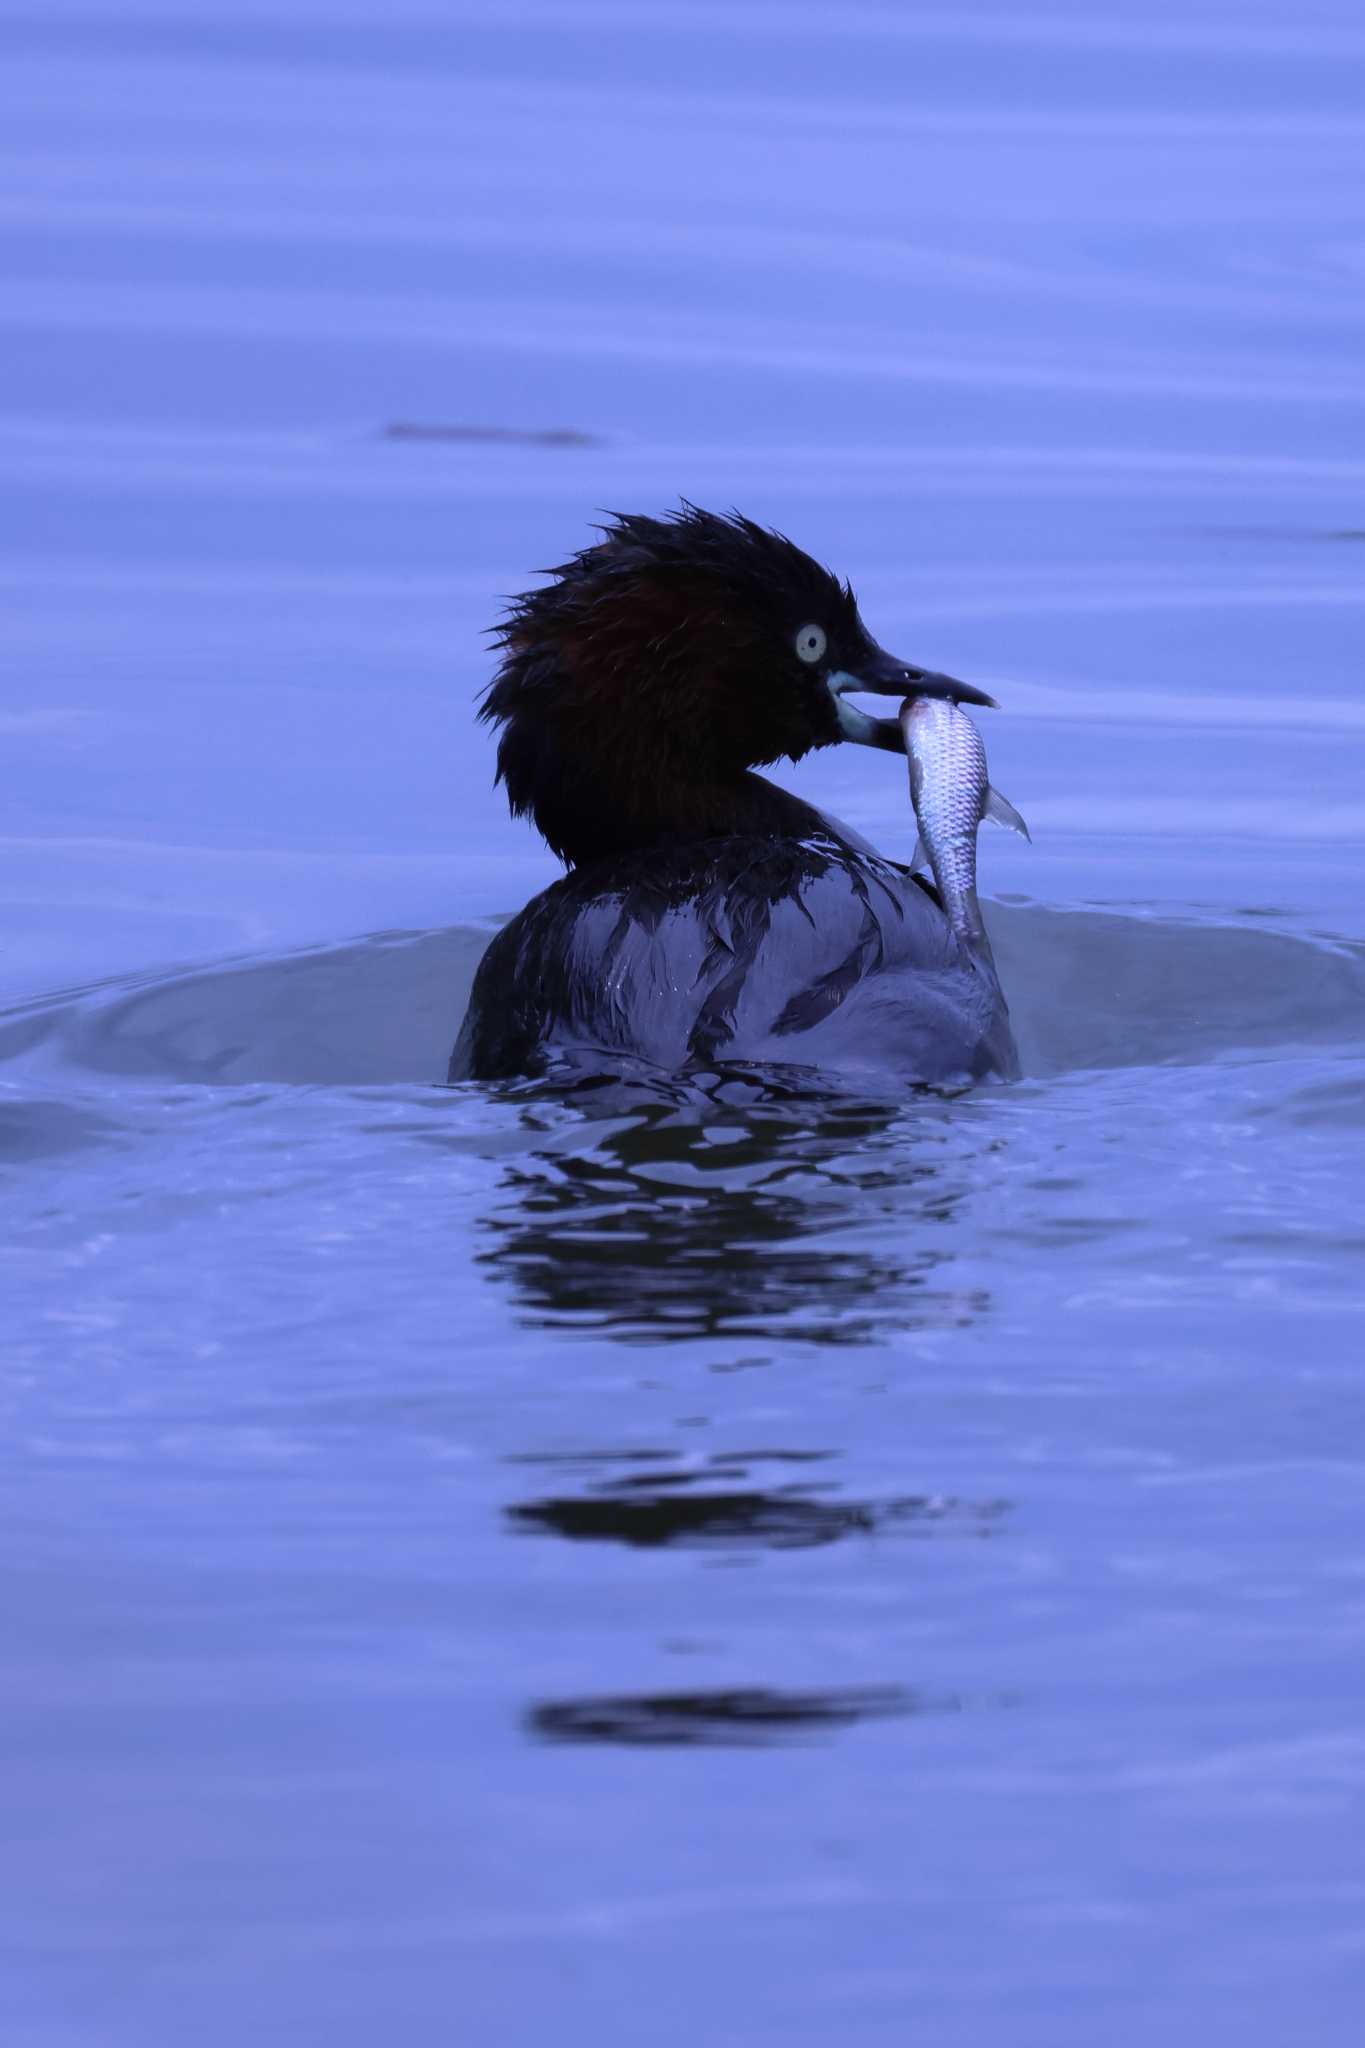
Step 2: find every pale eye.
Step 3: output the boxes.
[794,623,827,665]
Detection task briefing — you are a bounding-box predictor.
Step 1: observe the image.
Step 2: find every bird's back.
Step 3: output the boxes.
[449,834,1017,1090]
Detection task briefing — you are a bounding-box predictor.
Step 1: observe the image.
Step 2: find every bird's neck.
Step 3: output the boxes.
[504,730,836,868]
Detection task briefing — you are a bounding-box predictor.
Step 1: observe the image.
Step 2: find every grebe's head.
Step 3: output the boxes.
[480,504,994,865]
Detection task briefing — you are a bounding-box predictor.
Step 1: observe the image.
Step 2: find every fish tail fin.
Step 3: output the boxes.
[985,786,1031,842]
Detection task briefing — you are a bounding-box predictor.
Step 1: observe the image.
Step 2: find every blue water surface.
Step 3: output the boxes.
[3,4,1365,2043]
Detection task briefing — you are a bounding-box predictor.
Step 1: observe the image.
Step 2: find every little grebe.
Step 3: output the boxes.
[450,505,1016,1090]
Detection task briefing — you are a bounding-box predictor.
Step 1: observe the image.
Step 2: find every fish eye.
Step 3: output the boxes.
[794,623,827,665]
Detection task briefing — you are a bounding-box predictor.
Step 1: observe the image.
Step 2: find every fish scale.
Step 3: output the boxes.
[900,696,1030,959]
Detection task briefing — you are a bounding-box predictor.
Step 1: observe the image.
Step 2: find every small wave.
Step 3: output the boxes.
[0,906,1360,1092]
[990,904,1365,1077]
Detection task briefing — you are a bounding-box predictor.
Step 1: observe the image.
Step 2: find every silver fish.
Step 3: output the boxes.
[900,695,1030,957]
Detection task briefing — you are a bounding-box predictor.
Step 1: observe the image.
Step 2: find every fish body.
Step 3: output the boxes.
[900,696,1029,959]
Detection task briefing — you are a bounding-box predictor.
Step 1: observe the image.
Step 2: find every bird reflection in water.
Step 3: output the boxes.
[527,1684,935,1747]
[506,1450,1008,1552]
[477,1070,993,1347]
[467,1071,1007,1750]
[510,1449,1009,1747]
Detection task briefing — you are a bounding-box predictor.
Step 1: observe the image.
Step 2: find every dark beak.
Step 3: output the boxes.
[827,645,997,750]
[846,645,997,710]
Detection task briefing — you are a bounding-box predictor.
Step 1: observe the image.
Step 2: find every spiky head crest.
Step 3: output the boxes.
[479,504,875,866]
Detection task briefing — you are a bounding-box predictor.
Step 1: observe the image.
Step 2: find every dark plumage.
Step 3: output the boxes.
[481,505,870,867]
[451,505,1016,1091]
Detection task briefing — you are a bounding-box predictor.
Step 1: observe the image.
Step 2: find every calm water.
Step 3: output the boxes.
[4,3,1365,2042]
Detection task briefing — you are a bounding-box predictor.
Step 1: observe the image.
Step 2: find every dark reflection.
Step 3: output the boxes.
[512,1490,865,1547]
[508,1453,1007,1551]
[477,1078,991,1345]
[527,1683,928,1747]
